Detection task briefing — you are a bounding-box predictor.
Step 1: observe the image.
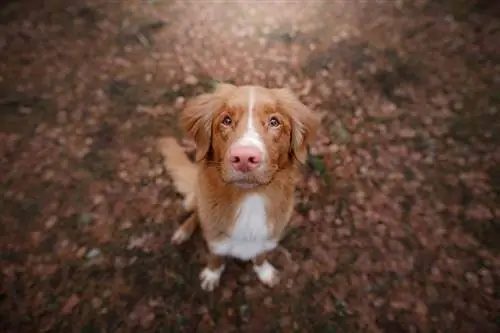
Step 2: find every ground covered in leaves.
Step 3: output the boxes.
[1,0,499,332]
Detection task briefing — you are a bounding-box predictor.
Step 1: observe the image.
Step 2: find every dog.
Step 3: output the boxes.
[157,83,320,291]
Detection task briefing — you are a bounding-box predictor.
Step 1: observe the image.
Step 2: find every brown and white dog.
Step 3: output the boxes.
[158,83,320,291]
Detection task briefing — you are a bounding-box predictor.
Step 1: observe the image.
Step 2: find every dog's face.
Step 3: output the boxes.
[180,83,320,188]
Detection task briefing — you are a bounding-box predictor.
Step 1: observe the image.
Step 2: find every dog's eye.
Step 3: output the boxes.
[222,116,232,126]
[269,117,280,127]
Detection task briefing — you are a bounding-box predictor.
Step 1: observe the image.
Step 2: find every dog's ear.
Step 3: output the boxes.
[180,83,236,161]
[272,87,320,164]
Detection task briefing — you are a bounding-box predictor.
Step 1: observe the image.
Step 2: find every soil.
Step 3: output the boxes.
[0,0,499,332]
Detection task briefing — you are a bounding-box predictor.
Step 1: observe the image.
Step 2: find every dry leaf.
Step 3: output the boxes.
[61,294,80,315]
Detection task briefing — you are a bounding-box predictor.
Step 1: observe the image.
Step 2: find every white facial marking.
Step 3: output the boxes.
[247,86,256,131]
[209,194,277,261]
[199,264,225,292]
[232,87,266,155]
[253,260,280,287]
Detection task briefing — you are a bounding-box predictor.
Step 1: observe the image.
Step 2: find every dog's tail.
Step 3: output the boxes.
[157,137,197,210]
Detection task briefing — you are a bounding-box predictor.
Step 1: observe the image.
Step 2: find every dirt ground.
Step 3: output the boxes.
[0,0,499,332]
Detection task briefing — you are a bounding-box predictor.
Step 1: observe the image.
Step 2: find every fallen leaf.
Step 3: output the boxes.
[136,105,166,118]
[307,176,320,193]
[30,231,43,247]
[61,294,80,315]
[185,75,198,85]
[44,216,58,229]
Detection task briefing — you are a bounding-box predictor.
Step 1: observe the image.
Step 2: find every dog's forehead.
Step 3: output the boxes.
[225,86,277,111]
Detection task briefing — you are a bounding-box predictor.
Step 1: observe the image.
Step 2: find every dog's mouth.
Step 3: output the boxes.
[221,164,277,189]
[225,172,272,189]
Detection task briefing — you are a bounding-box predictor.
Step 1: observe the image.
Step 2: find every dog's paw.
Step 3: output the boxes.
[199,266,224,292]
[253,260,280,287]
[171,228,189,245]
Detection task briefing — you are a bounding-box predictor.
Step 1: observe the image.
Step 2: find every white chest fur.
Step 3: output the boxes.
[209,194,277,260]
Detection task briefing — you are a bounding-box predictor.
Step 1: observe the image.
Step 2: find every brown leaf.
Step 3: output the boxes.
[399,128,416,138]
[415,300,428,318]
[136,105,166,118]
[61,294,80,315]
[127,232,153,250]
[30,231,43,247]
[390,299,411,310]
[307,209,320,222]
[90,219,114,244]
[44,216,58,229]
[307,176,320,193]
[140,312,156,329]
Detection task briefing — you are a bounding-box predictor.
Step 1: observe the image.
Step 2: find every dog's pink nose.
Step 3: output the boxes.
[229,146,262,172]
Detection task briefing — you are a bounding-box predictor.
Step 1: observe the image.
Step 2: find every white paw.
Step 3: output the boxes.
[171,228,189,245]
[253,260,279,287]
[199,265,225,292]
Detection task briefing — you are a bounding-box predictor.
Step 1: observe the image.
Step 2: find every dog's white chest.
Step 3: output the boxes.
[209,194,277,260]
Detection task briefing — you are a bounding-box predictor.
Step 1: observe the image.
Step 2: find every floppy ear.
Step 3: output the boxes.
[272,87,321,164]
[179,83,236,161]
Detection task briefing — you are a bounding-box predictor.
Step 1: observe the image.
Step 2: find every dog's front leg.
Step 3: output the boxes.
[252,253,280,287]
[199,253,225,291]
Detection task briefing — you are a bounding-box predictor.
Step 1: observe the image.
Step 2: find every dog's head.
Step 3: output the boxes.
[180,83,320,188]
